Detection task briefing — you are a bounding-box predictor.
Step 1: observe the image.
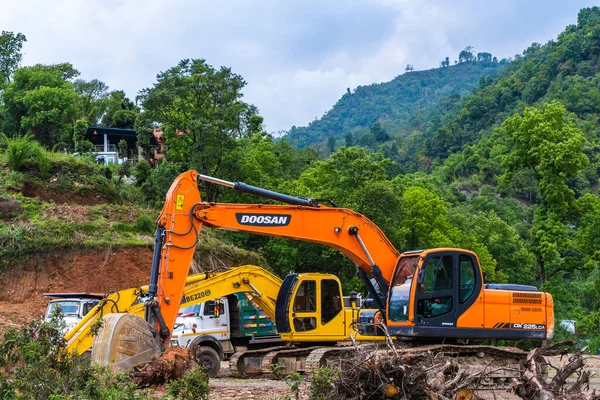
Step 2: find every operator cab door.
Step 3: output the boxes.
[289,277,345,339]
[414,251,482,332]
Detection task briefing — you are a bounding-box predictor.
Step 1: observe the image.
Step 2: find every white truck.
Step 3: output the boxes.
[171,293,280,377]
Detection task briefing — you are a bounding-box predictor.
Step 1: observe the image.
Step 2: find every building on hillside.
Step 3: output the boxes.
[86,126,162,165]
[152,128,166,165]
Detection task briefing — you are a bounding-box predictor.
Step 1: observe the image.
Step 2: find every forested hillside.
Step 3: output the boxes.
[1,6,600,357]
[285,60,504,148]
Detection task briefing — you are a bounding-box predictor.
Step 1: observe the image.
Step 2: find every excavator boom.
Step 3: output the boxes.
[147,171,401,346]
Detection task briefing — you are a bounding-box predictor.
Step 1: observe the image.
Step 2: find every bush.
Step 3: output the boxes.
[134,159,152,186]
[0,313,151,400]
[37,149,51,179]
[51,141,68,153]
[118,162,132,182]
[1,133,40,172]
[104,166,113,180]
[166,367,210,400]
[134,214,155,235]
[310,367,336,400]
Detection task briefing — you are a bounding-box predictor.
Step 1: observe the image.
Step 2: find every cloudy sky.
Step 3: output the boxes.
[0,0,596,133]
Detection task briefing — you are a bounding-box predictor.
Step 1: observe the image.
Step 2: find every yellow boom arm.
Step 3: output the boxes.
[65,265,282,355]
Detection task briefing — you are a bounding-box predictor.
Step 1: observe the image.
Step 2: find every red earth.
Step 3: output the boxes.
[0,247,153,334]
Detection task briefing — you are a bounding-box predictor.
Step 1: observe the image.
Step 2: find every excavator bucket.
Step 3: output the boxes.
[91,313,162,371]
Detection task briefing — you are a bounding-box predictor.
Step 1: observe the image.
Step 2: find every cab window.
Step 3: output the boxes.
[48,301,79,317]
[459,255,476,303]
[321,279,342,325]
[82,300,100,316]
[204,299,225,317]
[420,255,453,293]
[293,281,316,312]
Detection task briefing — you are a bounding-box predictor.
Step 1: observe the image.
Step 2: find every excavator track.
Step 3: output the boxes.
[304,343,380,373]
[260,346,323,377]
[229,346,290,377]
[230,342,541,389]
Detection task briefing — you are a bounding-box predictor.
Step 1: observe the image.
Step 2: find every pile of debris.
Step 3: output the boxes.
[513,342,599,400]
[132,348,195,386]
[326,342,599,400]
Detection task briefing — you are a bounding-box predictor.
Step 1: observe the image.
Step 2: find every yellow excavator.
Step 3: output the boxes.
[66,265,382,376]
[89,171,554,382]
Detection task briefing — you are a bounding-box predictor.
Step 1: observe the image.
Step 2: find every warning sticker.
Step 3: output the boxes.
[176,195,185,210]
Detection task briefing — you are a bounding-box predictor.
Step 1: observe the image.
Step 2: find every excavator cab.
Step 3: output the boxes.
[275,273,345,340]
[386,248,553,341]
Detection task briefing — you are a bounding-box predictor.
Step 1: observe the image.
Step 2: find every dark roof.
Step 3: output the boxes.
[88,126,137,136]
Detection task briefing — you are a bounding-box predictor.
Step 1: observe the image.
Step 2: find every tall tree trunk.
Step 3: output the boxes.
[538,253,546,284]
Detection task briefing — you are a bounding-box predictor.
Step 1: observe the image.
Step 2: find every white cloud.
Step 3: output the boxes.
[0,0,595,133]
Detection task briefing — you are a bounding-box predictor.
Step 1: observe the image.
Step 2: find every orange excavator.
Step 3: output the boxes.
[92,170,554,372]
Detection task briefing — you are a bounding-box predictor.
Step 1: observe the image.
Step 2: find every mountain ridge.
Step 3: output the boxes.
[285,61,505,148]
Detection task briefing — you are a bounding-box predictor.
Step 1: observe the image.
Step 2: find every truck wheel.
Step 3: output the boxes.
[192,346,221,378]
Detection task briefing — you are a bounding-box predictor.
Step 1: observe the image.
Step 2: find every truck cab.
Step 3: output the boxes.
[44,293,104,333]
[171,293,279,377]
[171,297,231,348]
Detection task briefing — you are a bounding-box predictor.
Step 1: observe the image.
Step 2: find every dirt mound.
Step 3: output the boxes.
[0,246,153,334]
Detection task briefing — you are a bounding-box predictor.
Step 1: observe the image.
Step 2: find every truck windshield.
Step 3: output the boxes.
[180,304,201,315]
[48,301,80,317]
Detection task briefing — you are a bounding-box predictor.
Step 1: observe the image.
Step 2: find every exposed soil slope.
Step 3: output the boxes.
[0,247,153,333]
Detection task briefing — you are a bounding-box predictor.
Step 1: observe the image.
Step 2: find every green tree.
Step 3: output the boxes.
[327,136,336,153]
[295,147,392,207]
[139,58,250,201]
[74,78,109,125]
[371,122,389,142]
[0,31,26,88]
[134,111,154,156]
[503,102,588,213]
[118,138,128,159]
[249,114,264,135]
[459,46,475,63]
[477,52,492,62]
[73,118,92,153]
[2,63,80,147]
[345,132,353,147]
[503,102,588,282]
[101,90,137,128]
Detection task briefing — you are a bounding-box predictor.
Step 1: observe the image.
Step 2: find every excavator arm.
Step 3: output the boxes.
[93,170,401,370]
[149,171,401,345]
